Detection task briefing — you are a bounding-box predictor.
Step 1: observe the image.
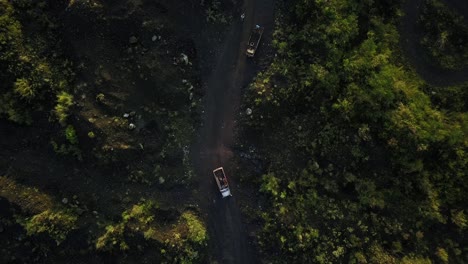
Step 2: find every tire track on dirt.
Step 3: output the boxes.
[190,0,274,263]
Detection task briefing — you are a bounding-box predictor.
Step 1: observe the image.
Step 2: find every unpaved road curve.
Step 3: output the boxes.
[191,0,275,263]
[400,0,468,86]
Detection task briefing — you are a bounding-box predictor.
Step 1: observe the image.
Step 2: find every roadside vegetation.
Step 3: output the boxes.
[205,0,231,24]
[239,0,467,263]
[95,201,207,263]
[0,0,209,263]
[2,0,467,263]
[419,0,468,70]
[0,0,74,126]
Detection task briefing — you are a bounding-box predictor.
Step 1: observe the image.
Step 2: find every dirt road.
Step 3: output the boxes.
[400,0,468,85]
[190,0,275,263]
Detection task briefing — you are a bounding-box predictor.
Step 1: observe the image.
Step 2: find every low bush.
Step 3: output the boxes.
[22,209,77,244]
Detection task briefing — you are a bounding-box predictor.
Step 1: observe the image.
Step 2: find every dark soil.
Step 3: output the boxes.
[1,1,202,263]
[1,0,276,262]
[189,0,276,263]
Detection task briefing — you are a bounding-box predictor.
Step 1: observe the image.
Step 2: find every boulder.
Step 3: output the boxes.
[129,36,138,44]
[180,53,189,65]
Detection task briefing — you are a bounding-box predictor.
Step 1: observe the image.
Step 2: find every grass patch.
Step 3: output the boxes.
[0,176,54,214]
[0,176,78,244]
[95,201,208,262]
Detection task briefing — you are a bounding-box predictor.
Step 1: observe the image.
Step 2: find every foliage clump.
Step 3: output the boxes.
[0,0,74,125]
[95,201,156,251]
[95,223,128,251]
[182,211,208,245]
[0,176,78,245]
[95,201,208,263]
[55,92,74,125]
[171,211,208,263]
[205,0,229,24]
[419,0,468,69]
[65,125,78,144]
[51,124,81,160]
[13,78,35,99]
[23,209,78,244]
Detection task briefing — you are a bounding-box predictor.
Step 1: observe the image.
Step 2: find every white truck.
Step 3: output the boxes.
[213,167,232,198]
[246,25,264,57]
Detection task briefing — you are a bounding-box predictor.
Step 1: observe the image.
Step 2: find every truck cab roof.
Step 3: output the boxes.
[213,167,232,198]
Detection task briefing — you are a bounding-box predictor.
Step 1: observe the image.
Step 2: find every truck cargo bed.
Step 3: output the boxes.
[246,26,264,57]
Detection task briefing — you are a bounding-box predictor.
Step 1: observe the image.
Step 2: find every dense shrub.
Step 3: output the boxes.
[55,92,74,125]
[0,0,74,125]
[241,0,468,263]
[95,202,208,262]
[23,209,77,244]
